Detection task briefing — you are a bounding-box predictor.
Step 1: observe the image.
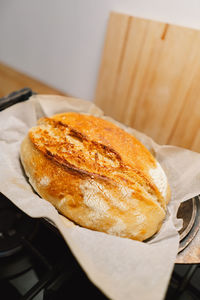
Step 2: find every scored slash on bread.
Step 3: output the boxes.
[20,112,170,241]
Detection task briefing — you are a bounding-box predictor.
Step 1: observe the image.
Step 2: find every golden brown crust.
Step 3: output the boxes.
[20,112,170,241]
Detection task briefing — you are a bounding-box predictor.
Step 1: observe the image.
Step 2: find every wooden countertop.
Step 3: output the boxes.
[0,61,67,97]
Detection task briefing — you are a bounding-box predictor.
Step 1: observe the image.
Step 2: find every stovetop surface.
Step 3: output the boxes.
[0,193,107,300]
[0,192,200,300]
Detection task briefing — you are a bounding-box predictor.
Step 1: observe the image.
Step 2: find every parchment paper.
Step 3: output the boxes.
[1,95,200,300]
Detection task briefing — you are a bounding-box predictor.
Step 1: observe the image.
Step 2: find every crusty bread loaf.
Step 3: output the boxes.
[20,112,170,241]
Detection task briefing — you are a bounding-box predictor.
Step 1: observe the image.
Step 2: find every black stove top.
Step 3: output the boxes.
[0,193,107,300]
[1,193,200,300]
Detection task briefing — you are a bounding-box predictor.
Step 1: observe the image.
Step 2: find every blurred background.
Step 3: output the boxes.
[1,3,200,300]
[1,0,200,101]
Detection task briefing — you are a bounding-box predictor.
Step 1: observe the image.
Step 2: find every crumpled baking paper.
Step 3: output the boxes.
[1,95,200,300]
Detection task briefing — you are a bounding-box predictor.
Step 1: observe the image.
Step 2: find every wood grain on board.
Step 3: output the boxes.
[95,12,200,152]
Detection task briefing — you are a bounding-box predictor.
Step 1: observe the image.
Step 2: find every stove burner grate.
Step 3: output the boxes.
[0,193,38,258]
[177,196,200,256]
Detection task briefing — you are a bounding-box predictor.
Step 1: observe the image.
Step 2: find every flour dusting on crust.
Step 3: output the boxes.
[39,176,50,186]
[149,162,167,198]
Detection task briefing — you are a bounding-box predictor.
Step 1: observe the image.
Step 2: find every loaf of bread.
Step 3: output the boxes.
[20,112,170,241]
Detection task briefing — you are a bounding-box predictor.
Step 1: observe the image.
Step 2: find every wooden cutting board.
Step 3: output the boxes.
[95,12,200,152]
